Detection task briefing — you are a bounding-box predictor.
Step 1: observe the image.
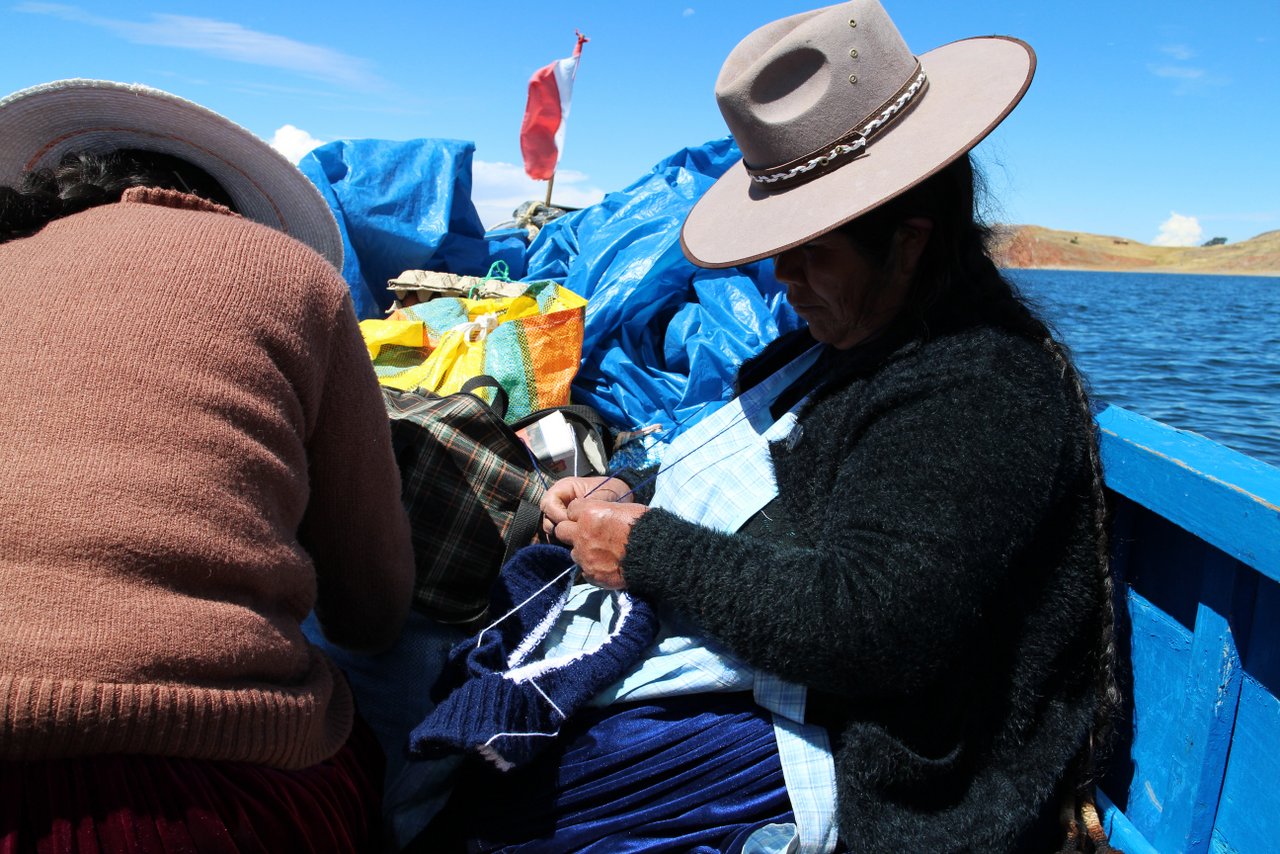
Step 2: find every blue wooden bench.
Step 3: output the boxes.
[1095,405,1280,853]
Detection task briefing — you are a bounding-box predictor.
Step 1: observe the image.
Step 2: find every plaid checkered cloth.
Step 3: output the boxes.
[383,387,547,625]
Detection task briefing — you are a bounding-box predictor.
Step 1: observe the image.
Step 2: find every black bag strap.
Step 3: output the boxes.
[556,404,611,432]
[503,498,545,565]
[459,374,509,421]
[509,403,601,430]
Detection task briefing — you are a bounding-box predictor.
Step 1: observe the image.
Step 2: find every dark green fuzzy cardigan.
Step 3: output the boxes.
[622,325,1104,852]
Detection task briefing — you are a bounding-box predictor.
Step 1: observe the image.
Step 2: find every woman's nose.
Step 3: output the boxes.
[772,248,801,286]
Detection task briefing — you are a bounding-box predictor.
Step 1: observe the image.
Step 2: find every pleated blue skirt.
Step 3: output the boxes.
[429,692,794,853]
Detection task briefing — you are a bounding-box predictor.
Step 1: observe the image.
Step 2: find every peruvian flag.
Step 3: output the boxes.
[520,32,588,181]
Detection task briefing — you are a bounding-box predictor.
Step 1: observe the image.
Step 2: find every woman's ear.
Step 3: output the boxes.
[891,217,934,282]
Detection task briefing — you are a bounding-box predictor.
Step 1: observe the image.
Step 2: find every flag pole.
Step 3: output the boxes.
[544,172,556,208]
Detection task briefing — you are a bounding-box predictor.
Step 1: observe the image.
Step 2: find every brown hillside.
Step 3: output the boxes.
[990,226,1280,276]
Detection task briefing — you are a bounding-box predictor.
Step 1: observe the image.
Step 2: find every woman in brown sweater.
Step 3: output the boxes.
[0,80,413,852]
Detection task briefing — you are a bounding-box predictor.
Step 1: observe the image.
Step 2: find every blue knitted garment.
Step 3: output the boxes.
[408,545,659,770]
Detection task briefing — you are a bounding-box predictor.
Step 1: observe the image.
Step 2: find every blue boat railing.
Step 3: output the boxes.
[1095,405,1280,853]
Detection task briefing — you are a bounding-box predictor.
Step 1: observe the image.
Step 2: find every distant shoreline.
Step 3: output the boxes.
[990,225,1280,278]
[1002,264,1280,278]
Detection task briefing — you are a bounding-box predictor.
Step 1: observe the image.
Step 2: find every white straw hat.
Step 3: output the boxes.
[681,0,1035,268]
[0,78,342,269]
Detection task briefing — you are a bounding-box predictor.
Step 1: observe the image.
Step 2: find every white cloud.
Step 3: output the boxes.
[1149,64,1204,80]
[471,160,606,229]
[1147,42,1229,94]
[269,125,325,163]
[1153,212,1204,247]
[683,8,696,16]
[15,3,384,90]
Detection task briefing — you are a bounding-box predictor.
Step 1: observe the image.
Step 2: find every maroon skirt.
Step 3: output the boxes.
[0,720,383,853]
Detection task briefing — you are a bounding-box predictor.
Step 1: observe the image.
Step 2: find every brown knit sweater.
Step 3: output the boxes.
[0,188,413,769]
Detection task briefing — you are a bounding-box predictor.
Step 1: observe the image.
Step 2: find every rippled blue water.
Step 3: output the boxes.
[1008,269,1280,468]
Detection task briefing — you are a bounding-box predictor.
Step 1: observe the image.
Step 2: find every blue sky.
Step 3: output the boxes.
[3,1,1277,244]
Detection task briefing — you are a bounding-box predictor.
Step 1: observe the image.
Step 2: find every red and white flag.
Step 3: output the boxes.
[520,32,588,181]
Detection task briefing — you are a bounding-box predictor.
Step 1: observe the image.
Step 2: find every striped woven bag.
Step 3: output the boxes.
[361,280,587,424]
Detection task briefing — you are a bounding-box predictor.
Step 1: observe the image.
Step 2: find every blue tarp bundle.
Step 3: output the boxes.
[298,138,528,319]
[302,136,803,445]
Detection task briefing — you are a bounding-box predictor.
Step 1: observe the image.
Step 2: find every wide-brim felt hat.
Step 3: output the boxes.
[0,78,343,269]
[681,0,1035,269]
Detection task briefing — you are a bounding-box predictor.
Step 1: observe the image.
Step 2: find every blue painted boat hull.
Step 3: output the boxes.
[1096,405,1280,853]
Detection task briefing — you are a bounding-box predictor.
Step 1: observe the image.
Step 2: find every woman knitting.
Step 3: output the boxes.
[425,1,1119,852]
[0,80,413,851]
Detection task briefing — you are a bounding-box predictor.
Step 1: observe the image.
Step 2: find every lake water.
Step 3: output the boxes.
[1008,269,1280,468]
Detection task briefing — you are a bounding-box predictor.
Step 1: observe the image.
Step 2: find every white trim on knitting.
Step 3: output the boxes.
[504,591,639,684]
[506,583,573,670]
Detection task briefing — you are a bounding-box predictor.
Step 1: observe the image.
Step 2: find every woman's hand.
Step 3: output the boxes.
[540,476,633,536]
[554,498,648,590]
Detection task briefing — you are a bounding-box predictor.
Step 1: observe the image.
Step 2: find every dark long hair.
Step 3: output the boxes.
[837,155,1044,342]
[844,154,1122,846]
[0,149,236,244]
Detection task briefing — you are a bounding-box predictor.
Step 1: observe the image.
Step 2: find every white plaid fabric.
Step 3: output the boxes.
[542,344,838,854]
[758,679,839,854]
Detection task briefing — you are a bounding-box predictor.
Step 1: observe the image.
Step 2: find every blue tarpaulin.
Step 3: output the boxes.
[298,138,528,319]
[302,136,803,446]
[523,137,803,440]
